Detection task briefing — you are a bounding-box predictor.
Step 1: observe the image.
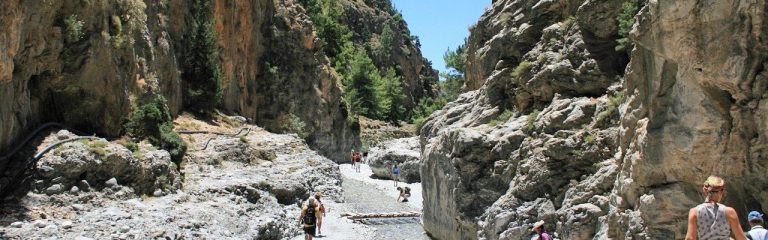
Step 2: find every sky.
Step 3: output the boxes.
[390,0,492,77]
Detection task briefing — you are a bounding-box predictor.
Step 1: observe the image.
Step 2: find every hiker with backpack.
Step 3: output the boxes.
[392,161,400,187]
[684,175,747,240]
[298,198,322,240]
[314,192,327,236]
[746,211,767,240]
[397,186,411,202]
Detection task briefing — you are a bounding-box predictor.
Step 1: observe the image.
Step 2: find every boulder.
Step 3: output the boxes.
[367,137,421,183]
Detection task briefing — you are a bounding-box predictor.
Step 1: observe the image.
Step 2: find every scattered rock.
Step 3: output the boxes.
[71,204,85,211]
[61,220,73,229]
[119,225,130,233]
[70,186,80,193]
[33,220,47,228]
[105,178,119,188]
[10,222,23,228]
[46,184,63,195]
[153,189,163,197]
[78,180,91,191]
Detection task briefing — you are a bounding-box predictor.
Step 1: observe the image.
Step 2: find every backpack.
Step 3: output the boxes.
[404,187,411,194]
[303,206,316,225]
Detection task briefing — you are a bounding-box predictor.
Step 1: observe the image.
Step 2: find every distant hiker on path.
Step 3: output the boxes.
[746,211,767,240]
[396,186,411,202]
[531,220,551,240]
[684,175,746,240]
[392,161,400,187]
[298,198,321,240]
[314,192,327,236]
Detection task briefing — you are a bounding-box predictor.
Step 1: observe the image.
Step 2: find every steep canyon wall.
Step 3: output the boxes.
[420,0,768,239]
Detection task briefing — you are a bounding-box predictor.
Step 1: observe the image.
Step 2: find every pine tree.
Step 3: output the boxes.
[379,68,406,122]
[340,46,383,118]
[182,0,222,115]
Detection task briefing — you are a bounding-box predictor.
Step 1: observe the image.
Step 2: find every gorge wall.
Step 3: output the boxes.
[420,0,768,239]
[0,0,434,165]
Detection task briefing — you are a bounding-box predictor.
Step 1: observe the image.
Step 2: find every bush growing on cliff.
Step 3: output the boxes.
[64,14,85,43]
[298,0,352,59]
[182,0,223,116]
[125,96,187,165]
[616,1,640,52]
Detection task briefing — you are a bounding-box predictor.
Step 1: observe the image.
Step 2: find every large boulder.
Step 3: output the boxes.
[367,137,421,183]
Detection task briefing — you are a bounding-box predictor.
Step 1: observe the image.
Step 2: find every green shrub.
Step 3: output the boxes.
[616,1,639,52]
[512,61,534,78]
[584,134,595,143]
[64,14,84,43]
[284,113,309,138]
[489,110,513,126]
[595,91,625,124]
[526,109,540,132]
[125,96,187,165]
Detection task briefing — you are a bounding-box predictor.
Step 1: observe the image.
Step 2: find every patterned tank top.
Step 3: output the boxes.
[696,202,731,240]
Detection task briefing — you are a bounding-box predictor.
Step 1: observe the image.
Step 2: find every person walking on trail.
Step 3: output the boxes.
[298,198,321,240]
[531,220,551,240]
[392,161,400,187]
[314,192,327,236]
[353,152,362,173]
[685,175,747,240]
[746,211,767,240]
[397,186,411,202]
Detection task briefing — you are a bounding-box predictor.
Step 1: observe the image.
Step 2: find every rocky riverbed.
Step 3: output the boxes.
[0,117,343,239]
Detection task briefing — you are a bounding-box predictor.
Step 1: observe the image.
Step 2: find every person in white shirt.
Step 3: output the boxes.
[746,211,767,240]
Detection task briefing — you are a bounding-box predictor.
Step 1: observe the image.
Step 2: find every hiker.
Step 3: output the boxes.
[314,192,327,236]
[684,175,747,240]
[531,220,551,240]
[354,152,361,173]
[397,186,411,202]
[392,161,400,187]
[298,198,321,240]
[746,211,767,240]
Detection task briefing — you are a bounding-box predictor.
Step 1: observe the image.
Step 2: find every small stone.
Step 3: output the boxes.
[52,176,64,183]
[79,180,91,191]
[120,225,130,233]
[46,184,63,195]
[71,204,85,211]
[153,189,163,197]
[39,166,54,172]
[70,186,80,193]
[61,220,73,229]
[151,230,165,238]
[10,221,23,228]
[105,178,119,188]
[33,220,47,228]
[75,237,95,240]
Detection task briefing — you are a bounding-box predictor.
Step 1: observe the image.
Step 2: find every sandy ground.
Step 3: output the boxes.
[291,163,425,240]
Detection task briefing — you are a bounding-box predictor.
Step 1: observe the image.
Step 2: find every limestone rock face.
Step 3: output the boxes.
[606,0,768,238]
[420,0,626,239]
[0,0,373,165]
[422,0,768,239]
[367,137,420,183]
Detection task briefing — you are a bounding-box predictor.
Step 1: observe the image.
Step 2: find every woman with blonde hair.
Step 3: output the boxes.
[685,175,746,240]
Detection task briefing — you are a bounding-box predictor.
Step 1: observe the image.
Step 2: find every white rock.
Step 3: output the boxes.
[70,186,80,193]
[105,178,119,188]
[61,220,73,229]
[153,189,163,197]
[33,220,47,228]
[10,221,23,228]
[120,225,130,233]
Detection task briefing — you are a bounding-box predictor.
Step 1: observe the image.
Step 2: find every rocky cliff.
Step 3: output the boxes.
[421,0,768,239]
[0,0,438,167]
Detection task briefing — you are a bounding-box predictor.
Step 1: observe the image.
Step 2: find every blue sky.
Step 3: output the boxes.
[391,0,491,77]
